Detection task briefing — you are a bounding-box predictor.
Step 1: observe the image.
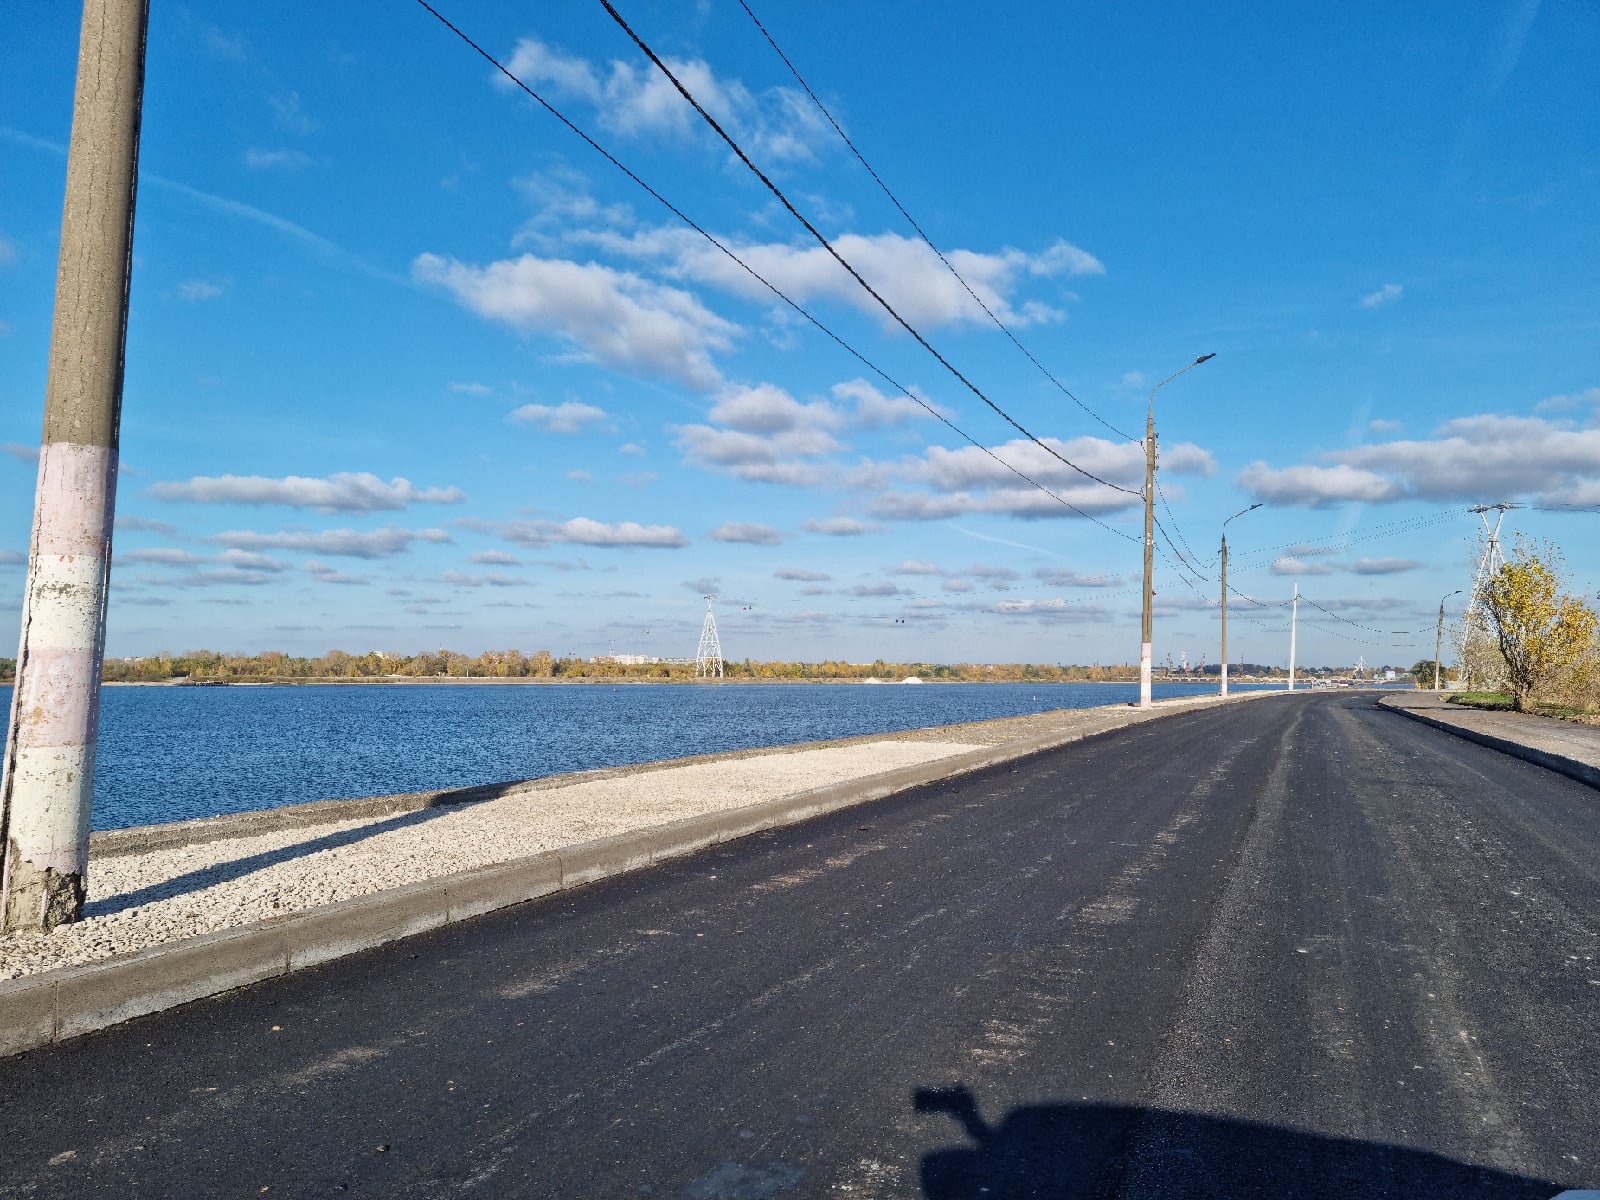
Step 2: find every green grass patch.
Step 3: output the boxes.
[1447,691,1600,720]
[1447,692,1513,710]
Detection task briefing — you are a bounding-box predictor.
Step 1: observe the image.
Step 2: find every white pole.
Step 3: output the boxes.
[1288,583,1298,692]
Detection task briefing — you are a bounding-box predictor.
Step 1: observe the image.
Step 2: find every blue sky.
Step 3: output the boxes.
[2,1,1597,667]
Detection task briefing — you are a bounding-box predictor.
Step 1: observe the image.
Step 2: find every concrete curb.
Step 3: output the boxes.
[0,693,1271,1059]
[1381,697,1600,792]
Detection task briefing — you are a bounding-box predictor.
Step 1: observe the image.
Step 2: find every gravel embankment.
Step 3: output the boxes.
[0,738,982,980]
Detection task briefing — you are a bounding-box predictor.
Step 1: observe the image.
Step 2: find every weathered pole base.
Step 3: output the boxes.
[1,849,86,933]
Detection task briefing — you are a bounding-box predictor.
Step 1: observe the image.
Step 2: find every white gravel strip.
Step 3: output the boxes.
[0,738,982,980]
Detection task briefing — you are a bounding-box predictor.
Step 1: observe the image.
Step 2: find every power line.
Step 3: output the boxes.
[732,0,1136,444]
[1296,592,1435,637]
[1229,507,1466,568]
[596,0,1142,500]
[1155,481,1208,570]
[411,0,1138,542]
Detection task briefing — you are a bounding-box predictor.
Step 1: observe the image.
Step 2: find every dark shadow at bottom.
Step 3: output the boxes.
[914,1085,1571,1199]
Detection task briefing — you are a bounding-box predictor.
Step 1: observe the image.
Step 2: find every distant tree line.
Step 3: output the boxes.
[88,650,1167,684]
[0,652,1354,687]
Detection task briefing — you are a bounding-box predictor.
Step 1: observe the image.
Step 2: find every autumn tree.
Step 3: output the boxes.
[1478,537,1599,712]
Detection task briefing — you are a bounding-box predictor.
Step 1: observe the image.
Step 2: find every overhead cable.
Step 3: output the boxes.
[732,0,1137,444]
[596,0,1142,499]
[412,0,1138,542]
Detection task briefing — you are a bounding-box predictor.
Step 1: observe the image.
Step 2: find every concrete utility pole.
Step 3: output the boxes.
[1218,503,1262,699]
[1287,583,1299,692]
[1139,353,1214,709]
[0,0,149,933]
[1434,589,1461,691]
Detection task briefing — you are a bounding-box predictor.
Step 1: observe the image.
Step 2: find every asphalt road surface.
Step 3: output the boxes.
[1,691,1595,1198]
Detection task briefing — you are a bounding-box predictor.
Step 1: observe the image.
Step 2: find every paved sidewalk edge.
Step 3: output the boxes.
[0,694,1270,1059]
[1381,697,1600,792]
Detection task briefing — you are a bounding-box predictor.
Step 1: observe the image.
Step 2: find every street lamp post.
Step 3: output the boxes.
[1139,354,1215,709]
[1435,589,1462,691]
[1219,503,1262,698]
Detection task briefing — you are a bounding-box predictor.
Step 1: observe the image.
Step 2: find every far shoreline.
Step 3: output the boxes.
[96,676,1287,688]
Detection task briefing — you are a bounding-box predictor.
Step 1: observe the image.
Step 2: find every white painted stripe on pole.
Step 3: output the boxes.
[14,553,105,647]
[3,441,114,879]
[3,743,96,874]
[31,441,117,557]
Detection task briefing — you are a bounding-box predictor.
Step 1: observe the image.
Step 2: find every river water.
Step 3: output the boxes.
[0,680,1278,830]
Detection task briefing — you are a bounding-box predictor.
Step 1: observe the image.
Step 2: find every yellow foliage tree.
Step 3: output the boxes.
[1478,538,1599,712]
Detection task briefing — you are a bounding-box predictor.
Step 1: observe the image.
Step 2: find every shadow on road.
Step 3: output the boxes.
[913,1085,1568,1199]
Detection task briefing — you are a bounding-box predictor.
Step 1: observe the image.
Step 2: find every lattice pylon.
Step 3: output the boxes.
[1464,503,1516,620]
[695,595,723,678]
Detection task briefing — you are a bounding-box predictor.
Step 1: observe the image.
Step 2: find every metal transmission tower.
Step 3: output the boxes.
[1465,503,1519,617]
[695,595,724,678]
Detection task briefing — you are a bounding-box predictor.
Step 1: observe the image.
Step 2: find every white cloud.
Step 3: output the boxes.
[451,382,492,395]
[118,546,294,572]
[675,385,850,484]
[149,472,465,513]
[905,436,1208,493]
[1531,387,1600,414]
[871,484,1135,522]
[619,442,647,456]
[1242,408,1600,507]
[1338,414,1600,502]
[709,522,783,545]
[708,382,841,434]
[893,560,943,575]
[0,234,17,266]
[831,379,939,427]
[217,549,292,571]
[413,252,736,391]
[1367,418,1403,434]
[672,422,841,484]
[509,401,612,434]
[244,148,312,171]
[849,582,902,597]
[269,91,318,135]
[1350,556,1423,575]
[775,568,831,581]
[1360,283,1403,308]
[117,548,205,566]
[438,570,522,587]
[1270,557,1334,576]
[967,563,1019,581]
[209,527,451,559]
[942,578,974,593]
[855,434,1211,521]
[115,515,178,535]
[136,567,277,588]
[304,560,371,585]
[567,470,593,482]
[589,226,1103,331]
[500,517,689,548]
[177,279,224,302]
[992,597,1109,621]
[498,38,830,165]
[469,551,520,565]
[1237,462,1401,507]
[2,442,39,463]
[0,550,25,566]
[1034,567,1117,587]
[803,517,880,536]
